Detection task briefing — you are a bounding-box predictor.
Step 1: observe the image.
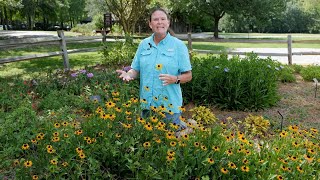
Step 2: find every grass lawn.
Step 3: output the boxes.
[1,32,320,78]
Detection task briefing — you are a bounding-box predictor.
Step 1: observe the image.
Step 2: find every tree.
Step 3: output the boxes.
[0,0,22,29]
[170,0,288,38]
[105,0,151,34]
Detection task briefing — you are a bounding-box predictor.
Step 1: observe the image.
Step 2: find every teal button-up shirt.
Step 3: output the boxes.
[131,33,191,113]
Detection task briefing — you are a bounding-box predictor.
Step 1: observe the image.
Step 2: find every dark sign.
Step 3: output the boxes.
[104,13,112,28]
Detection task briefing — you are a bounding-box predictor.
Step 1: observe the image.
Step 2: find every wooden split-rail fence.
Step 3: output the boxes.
[0,31,320,71]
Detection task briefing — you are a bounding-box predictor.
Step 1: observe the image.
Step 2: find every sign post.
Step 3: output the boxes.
[103,13,112,42]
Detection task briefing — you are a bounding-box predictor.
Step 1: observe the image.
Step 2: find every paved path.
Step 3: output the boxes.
[233,48,320,65]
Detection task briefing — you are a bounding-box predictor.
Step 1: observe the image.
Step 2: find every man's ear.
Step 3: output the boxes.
[149,21,152,29]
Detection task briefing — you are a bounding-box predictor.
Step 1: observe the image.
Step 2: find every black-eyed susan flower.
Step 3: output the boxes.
[50,159,58,165]
[76,147,83,154]
[159,105,166,111]
[115,133,121,138]
[105,101,116,108]
[54,123,60,128]
[98,132,104,136]
[226,149,233,155]
[296,166,303,173]
[182,134,189,140]
[212,146,220,151]
[53,132,59,137]
[74,129,83,135]
[242,159,248,164]
[307,148,315,154]
[303,154,314,163]
[79,153,86,159]
[13,159,19,166]
[52,137,60,142]
[123,103,131,108]
[62,162,68,167]
[280,131,288,138]
[143,142,151,148]
[112,91,120,97]
[177,106,185,112]
[131,97,138,103]
[144,86,150,91]
[150,106,157,112]
[150,116,158,123]
[140,98,147,104]
[155,138,161,144]
[31,139,37,144]
[47,148,55,154]
[144,124,153,131]
[166,155,175,161]
[201,145,207,151]
[228,162,237,169]
[115,107,122,112]
[241,165,249,172]
[155,64,163,70]
[170,141,177,147]
[276,175,284,180]
[207,158,215,164]
[24,160,32,168]
[167,150,175,156]
[194,142,200,147]
[32,175,39,180]
[62,121,69,126]
[21,144,29,150]
[220,168,228,174]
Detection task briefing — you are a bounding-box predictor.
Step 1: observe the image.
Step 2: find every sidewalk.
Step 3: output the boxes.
[233,48,320,65]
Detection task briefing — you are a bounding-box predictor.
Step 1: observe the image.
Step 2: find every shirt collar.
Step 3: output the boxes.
[150,32,171,46]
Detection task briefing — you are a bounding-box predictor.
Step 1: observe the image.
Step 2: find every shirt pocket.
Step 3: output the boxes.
[140,50,153,66]
[160,51,178,73]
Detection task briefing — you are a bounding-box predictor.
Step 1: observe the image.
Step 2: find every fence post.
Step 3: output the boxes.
[57,30,70,71]
[287,35,292,65]
[187,32,192,51]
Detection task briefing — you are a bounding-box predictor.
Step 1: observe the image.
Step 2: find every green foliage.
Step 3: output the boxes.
[1,65,319,179]
[71,22,96,35]
[242,114,271,137]
[300,65,320,81]
[100,35,138,67]
[189,106,217,125]
[182,53,280,111]
[291,64,304,73]
[277,65,296,83]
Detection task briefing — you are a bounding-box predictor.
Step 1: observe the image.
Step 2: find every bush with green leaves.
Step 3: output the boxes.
[182,53,281,111]
[300,65,320,81]
[100,35,138,67]
[277,65,296,83]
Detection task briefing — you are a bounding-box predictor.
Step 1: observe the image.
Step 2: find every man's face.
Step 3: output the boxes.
[149,10,170,36]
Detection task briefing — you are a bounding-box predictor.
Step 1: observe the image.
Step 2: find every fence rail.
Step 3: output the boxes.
[184,33,320,65]
[1,31,320,69]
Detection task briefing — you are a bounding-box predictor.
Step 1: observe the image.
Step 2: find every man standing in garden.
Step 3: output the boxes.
[116,8,192,130]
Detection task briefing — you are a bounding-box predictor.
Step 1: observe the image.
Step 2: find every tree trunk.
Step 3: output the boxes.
[4,6,8,30]
[213,17,220,39]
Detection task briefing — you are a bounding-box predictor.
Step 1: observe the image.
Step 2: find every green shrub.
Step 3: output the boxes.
[291,64,304,73]
[100,35,138,67]
[182,53,280,111]
[277,65,296,83]
[71,22,96,35]
[300,65,320,81]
